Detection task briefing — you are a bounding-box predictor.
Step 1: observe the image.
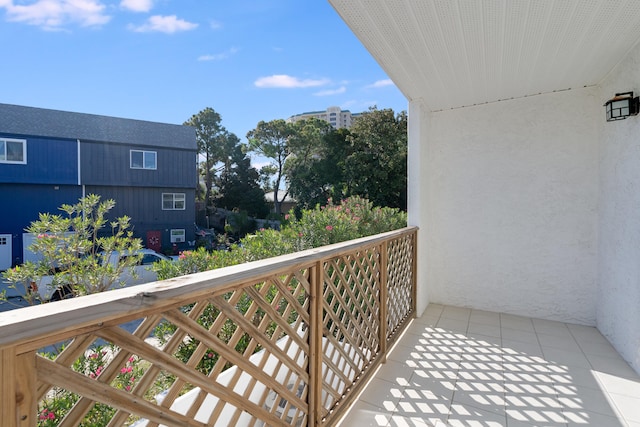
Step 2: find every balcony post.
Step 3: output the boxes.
[308,261,323,426]
[1,347,37,427]
[379,242,388,362]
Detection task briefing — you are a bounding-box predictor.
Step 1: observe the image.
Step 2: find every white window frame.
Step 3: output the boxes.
[0,138,27,164]
[170,229,186,243]
[162,193,186,210]
[130,150,157,170]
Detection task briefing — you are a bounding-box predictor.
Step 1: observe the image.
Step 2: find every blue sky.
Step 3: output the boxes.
[0,0,408,161]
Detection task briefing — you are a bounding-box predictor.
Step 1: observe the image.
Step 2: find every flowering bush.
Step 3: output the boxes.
[37,345,145,426]
[154,196,406,281]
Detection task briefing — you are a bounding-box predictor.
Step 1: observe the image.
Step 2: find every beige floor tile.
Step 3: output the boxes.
[505,407,568,426]
[556,384,619,417]
[532,319,573,338]
[500,315,536,333]
[502,339,544,358]
[541,347,591,369]
[448,402,507,426]
[376,359,416,387]
[441,305,472,321]
[595,371,640,397]
[608,393,640,424]
[563,409,624,427]
[388,413,448,427]
[436,317,469,333]
[338,399,391,427]
[392,387,452,425]
[424,304,445,316]
[468,322,502,338]
[342,307,639,427]
[537,333,581,352]
[408,370,456,400]
[470,310,502,327]
[502,328,538,344]
[405,320,438,338]
[549,365,601,390]
[452,389,506,415]
[358,377,404,410]
[578,339,622,359]
[589,354,639,378]
[566,323,608,344]
[412,314,441,328]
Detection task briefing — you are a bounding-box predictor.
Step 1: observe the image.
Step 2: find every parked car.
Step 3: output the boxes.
[33,249,172,301]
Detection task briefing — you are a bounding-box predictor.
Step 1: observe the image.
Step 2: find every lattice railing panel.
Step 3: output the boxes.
[33,269,312,427]
[386,233,415,339]
[319,247,381,419]
[1,227,417,427]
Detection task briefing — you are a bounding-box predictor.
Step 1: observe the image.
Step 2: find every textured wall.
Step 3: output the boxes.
[597,41,640,373]
[420,87,600,324]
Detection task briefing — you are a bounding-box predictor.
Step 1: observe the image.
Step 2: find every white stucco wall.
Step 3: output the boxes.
[418,87,600,324]
[408,99,431,315]
[597,42,640,373]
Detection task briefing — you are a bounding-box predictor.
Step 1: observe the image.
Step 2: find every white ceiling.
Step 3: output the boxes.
[329,0,640,112]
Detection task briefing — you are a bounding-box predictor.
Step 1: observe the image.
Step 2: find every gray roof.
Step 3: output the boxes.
[0,103,196,150]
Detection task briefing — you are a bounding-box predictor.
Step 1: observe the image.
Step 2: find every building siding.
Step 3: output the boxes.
[85,186,196,252]
[0,184,83,266]
[0,133,78,185]
[80,141,196,188]
[0,103,197,266]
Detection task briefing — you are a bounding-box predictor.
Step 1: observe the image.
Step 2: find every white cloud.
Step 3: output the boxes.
[209,19,222,30]
[129,14,198,33]
[313,86,346,96]
[366,79,394,89]
[120,0,152,13]
[198,47,239,61]
[254,74,330,89]
[2,0,110,29]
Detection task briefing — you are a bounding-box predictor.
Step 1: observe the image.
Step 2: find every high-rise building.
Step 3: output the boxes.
[287,106,362,129]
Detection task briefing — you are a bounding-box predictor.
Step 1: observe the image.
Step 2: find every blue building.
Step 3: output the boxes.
[0,103,197,269]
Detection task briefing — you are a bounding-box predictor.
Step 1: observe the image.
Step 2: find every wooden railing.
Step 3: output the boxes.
[0,227,416,427]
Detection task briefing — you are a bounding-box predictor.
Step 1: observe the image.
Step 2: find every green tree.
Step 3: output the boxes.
[246,119,294,215]
[344,107,407,210]
[216,143,269,218]
[184,107,227,210]
[286,119,351,209]
[2,195,143,304]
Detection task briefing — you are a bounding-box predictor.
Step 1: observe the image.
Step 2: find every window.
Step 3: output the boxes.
[130,150,157,170]
[0,138,26,164]
[162,193,185,210]
[170,229,185,243]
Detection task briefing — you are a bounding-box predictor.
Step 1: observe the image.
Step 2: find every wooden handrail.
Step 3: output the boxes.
[0,227,417,427]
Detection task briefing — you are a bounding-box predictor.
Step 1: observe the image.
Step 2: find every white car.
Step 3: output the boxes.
[35,249,172,301]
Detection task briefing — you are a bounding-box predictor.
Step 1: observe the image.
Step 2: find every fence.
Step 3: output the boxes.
[0,227,417,427]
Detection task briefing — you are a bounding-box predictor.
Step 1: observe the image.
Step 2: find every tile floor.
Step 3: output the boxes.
[338,304,640,427]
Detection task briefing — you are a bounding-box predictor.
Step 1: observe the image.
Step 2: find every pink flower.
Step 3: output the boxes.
[284,214,290,220]
[326,225,333,231]
[125,385,131,392]
[260,228,265,231]
[120,367,128,374]
[129,356,135,363]
[298,233,303,237]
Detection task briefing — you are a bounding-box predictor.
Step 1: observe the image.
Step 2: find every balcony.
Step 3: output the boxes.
[2,226,639,426]
[340,305,640,427]
[0,228,416,427]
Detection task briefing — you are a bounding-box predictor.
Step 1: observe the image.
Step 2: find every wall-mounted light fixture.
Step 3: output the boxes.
[604,91,639,121]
